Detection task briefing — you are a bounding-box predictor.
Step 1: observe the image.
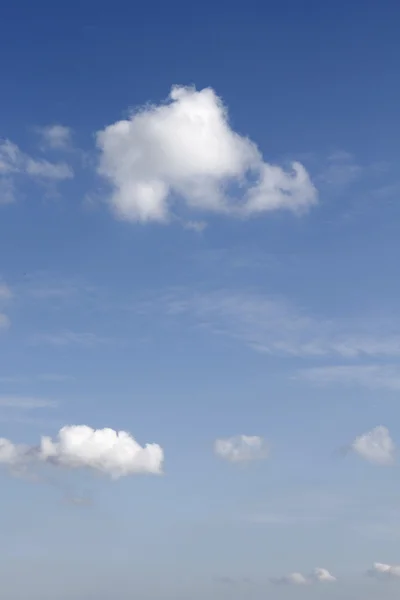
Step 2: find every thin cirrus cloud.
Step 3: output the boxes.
[367,562,400,579]
[96,85,317,224]
[271,568,336,585]
[29,330,108,348]
[139,289,400,359]
[351,426,395,465]
[214,435,269,463]
[0,425,164,479]
[0,396,57,409]
[296,364,400,391]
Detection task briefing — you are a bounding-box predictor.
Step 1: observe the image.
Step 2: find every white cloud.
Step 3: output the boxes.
[271,568,336,585]
[25,157,73,180]
[351,426,395,465]
[297,365,400,391]
[367,562,400,579]
[214,435,268,463]
[0,138,73,203]
[312,568,336,582]
[36,125,72,149]
[144,289,400,359]
[96,85,317,223]
[0,425,164,478]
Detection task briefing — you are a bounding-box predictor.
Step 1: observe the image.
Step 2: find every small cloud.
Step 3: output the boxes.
[271,568,336,585]
[183,220,207,232]
[0,283,12,300]
[351,426,395,465]
[0,425,164,479]
[36,125,72,150]
[25,158,73,180]
[312,568,336,582]
[0,137,73,205]
[367,562,400,579]
[214,434,269,463]
[271,572,309,585]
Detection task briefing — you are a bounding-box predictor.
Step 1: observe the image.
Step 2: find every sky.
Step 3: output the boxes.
[1,0,400,598]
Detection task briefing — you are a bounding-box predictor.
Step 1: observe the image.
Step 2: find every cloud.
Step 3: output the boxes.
[0,313,10,329]
[0,283,12,300]
[271,568,336,585]
[36,125,72,150]
[214,435,269,463]
[0,281,12,329]
[319,151,362,187]
[30,330,107,347]
[367,562,400,579]
[0,425,164,479]
[96,85,317,223]
[25,157,73,180]
[0,139,73,180]
[312,568,336,582]
[351,426,395,465]
[0,138,73,204]
[297,365,400,391]
[144,289,400,359]
[0,396,56,409]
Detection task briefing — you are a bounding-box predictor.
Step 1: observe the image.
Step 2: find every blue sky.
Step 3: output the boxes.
[1,1,400,598]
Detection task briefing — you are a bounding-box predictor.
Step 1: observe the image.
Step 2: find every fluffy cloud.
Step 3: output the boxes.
[36,125,72,149]
[214,434,268,463]
[96,85,317,223]
[271,568,336,585]
[0,425,164,478]
[312,568,336,582]
[367,562,400,579]
[351,426,395,465]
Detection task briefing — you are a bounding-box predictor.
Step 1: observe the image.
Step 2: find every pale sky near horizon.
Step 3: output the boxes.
[1,1,400,599]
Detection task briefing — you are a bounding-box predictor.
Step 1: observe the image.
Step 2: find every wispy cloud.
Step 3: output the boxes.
[296,365,400,391]
[139,289,400,359]
[0,374,72,384]
[214,435,269,464]
[35,125,72,150]
[0,137,73,204]
[29,331,107,348]
[271,568,336,585]
[0,281,12,329]
[318,151,362,187]
[0,396,57,409]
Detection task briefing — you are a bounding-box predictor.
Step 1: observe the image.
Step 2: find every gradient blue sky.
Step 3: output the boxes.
[1,1,400,599]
